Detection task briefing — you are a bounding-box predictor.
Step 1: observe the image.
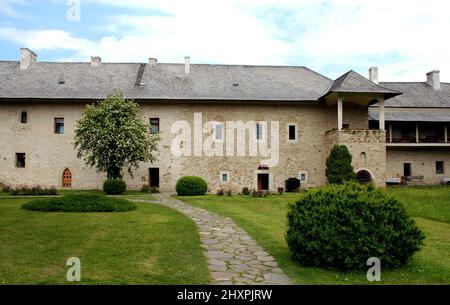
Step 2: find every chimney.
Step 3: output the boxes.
[426,70,440,90]
[185,56,190,75]
[20,48,37,70]
[149,58,158,65]
[91,56,102,67]
[369,67,379,84]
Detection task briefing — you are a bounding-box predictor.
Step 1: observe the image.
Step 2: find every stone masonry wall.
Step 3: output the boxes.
[326,129,387,187]
[0,101,375,192]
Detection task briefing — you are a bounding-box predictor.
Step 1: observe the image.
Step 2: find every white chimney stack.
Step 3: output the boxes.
[91,56,102,67]
[185,56,190,75]
[149,58,158,65]
[369,67,379,84]
[20,48,37,70]
[426,70,440,90]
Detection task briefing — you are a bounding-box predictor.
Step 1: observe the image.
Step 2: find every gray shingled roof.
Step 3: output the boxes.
[322,70,401,99]
[369,109,450,122]
[379,82,450,108]
[0,61,332,101]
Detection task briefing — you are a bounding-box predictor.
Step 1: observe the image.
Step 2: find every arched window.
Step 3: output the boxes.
[62,168,72,188]
[360,152,367,165]
[356,170,372,184]
[20,111,27,124]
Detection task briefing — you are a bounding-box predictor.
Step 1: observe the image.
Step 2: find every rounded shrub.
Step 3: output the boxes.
[22,194,136,213]
[286,182,424,270]
[103,179,127,195]
[176,176,208,196]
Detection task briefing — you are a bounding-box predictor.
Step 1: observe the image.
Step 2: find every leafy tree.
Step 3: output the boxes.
[74,94,159,179]
[325,145,356,184]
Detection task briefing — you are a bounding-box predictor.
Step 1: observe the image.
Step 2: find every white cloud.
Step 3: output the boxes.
[2,0,450,81]
[0,27,94,50]
[0,0,27,18]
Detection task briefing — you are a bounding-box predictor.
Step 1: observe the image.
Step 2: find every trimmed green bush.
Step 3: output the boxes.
[176,176,208,196]
[286,182,425,270]
[22,194,136,213]
[103,179,127,195]
[326,145,356,184]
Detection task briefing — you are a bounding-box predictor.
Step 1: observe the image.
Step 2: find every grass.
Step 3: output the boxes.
[0,198,209,285]
[178,190,450,285]
[22,194,137,212]
[387,185,450,223]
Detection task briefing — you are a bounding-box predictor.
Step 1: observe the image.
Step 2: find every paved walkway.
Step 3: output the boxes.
[132,194,293,285]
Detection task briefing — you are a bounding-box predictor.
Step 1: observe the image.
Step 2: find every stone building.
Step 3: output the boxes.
[0,48,448,192]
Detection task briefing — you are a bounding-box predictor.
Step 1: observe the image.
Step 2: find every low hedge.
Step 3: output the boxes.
[176,176,208,196]
[286,182,425,270]
[22,194,136,213]
[103,179,127,195]
[2,185,57,196]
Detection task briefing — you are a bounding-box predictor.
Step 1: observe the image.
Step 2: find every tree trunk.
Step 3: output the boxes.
[107,166,122,180]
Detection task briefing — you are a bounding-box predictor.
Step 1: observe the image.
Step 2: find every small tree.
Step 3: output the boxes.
[326,145,356,184]
[74,94,159,180]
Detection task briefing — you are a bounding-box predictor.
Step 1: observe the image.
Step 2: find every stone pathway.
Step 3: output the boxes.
[132,194,293,285]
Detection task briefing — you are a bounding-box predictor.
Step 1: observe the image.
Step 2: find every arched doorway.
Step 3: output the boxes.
[356,170,372,184]
[62,168,72,188]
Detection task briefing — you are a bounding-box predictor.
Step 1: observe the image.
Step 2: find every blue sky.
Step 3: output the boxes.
[0,0,449,81]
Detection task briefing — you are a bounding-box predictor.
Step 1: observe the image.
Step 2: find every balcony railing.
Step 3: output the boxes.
[386,122,450,145]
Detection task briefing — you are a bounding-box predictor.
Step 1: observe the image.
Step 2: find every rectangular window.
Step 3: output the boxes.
[256,123,263,140]
[150,118,160,134]
[215,124,224,141]
[54,118,64,134]
[288,125,297,141]
[222,173,228,182]
[436,161,444,174]
[300,173,306,182]
[16,153,26,168]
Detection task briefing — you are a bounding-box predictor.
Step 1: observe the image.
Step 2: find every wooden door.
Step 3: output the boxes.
[62,168,72,188]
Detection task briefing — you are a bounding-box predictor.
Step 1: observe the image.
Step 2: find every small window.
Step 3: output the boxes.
[222,173,228,182]
[150,118,160,134]
[16,153,26,168]
[256,123,263,140]
[436,161,444,174]
[300,173,306,182]
[288,124,297,141]
[20,112,28,124]
[343,123,350,129]
[220,171,230,183]
[54,118,64,134]
[215,124,224,141]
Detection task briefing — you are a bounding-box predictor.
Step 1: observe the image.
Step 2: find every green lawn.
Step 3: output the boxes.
[0,198,209,285]
[387,186,450,223]
[178,189,450,285]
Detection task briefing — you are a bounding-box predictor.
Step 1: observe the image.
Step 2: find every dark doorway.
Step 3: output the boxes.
[356,170,372,184]
[257,174,269,191]
[285,178,300,192]
[403,163,412,177]
[149,168,160,188]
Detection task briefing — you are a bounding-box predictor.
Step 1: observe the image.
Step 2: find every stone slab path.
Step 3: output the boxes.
[132,194,293,285]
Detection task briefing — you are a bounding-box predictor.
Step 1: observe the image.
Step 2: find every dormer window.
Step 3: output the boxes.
[20,111,27,124]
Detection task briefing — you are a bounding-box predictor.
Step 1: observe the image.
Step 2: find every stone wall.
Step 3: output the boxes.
[387,147,450,184]
[0,101,375,193]
[325,129,387,187]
